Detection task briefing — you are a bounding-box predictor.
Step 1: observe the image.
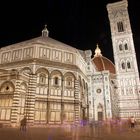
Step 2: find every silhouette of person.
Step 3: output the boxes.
[130,116,136,132]
[20,116,27,131]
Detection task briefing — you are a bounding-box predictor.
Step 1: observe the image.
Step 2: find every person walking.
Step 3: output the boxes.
[130,116,136,132]
[20,116,27,132]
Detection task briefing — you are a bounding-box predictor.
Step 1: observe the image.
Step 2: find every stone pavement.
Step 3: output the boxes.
[0,124,140,140]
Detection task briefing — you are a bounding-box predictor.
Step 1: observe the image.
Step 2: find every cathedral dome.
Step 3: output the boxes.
[92,45,116,74]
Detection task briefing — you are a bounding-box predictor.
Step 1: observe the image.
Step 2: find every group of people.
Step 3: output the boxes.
[19,115,137,132]
[109,116,137,132]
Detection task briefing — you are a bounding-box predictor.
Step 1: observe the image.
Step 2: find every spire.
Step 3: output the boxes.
[42,24,49,37]
[94,44,102,57]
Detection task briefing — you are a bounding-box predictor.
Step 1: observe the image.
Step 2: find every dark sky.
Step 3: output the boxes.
[0,0,140,68]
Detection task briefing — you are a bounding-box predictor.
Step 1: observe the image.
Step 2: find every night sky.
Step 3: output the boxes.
[0,0,140,69]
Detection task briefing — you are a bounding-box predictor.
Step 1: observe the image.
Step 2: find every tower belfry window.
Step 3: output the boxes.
[119,44,123,51]
[122,62,125,69]
[127,62,131,69]
[124,43,128,50]
[117,22,124,32]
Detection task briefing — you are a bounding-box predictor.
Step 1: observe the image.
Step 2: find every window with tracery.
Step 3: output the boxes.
[54,77,59,85]
[66,77,73,87]
[121,62,125,69]
[124,43,128,50]
[119,44,123,51]
[127,62,131,69]
[39,74,46,84]
[117,21,124,32]
[0,82,14,120]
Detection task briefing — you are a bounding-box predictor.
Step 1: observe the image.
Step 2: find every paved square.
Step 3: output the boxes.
[0,124,140,140]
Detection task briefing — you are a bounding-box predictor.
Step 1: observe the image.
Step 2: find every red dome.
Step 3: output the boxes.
[92,56,116,74]
[92,45,116,74]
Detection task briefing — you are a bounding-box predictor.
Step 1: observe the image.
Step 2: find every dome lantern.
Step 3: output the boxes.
[42,24,49,37]
[94,44,102,57]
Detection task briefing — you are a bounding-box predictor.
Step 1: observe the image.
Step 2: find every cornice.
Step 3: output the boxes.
[0,59,87,79]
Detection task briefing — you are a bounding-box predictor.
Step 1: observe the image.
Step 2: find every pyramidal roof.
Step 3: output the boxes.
[0,25,78,53]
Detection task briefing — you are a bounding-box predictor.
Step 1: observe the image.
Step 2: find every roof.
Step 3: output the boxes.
[0,36,78,53]
[92,44,116,74]
[0,25,79,53]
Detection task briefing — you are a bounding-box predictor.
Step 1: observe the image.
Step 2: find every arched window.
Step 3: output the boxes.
[124,43,128,50]
[127,62,131,69]
[122,62,125,69]
[117,21,124,32]
[66,77,72,87]
[54,77,59,85]
[0,82,14,120]
[39,74,46,84]
[119,44,123,51]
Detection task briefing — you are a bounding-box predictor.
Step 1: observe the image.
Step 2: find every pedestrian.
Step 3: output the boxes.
[20,116,27,131]
[130,116,136,132]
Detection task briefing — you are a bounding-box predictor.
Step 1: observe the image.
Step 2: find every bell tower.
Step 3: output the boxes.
[107,0,140,119]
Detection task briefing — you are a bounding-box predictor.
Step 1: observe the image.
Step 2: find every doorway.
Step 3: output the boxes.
[98,111,103,121]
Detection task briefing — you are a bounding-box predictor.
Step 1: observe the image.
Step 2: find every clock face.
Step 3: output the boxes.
[96,88,101,93]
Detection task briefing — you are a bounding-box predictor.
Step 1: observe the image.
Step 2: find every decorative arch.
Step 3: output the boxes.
[0,81,15,93]
[126,60,131,69]
[20,67,32,75]
[0,81,15,121]
[64,72,76,88]
[50,70,62,86]
[10,69,19,74]
[118,41,123,51]
[35,67,49,75]
[49,70,62,97]
[50,70,63,76]
[36,68,49,85]
[123,41,128,50]
[117,21,124,32]
[121,62,125,69]
[63,72,75,97]
[120,60,126,70]
[97,103,103,110]
[20,82,27,91]
[63,72,76,79]
[127,62,131,69]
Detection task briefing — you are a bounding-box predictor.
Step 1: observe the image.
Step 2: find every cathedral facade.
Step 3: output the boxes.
[0,0,140,127]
